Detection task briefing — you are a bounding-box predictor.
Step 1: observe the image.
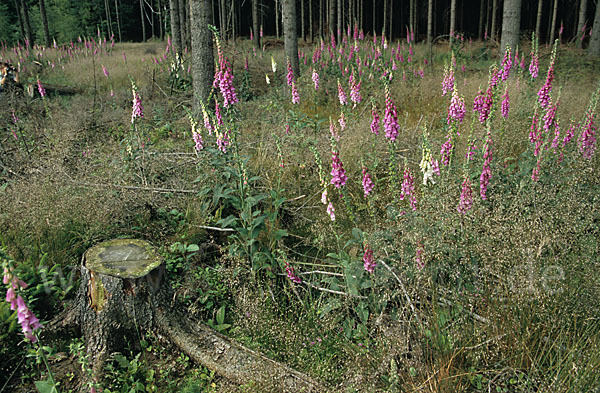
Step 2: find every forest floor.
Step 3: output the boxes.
[1,34,600,393]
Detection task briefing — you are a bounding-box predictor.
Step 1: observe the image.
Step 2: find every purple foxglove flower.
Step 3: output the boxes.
[291,82,300,104]
[330,151,347,188]
[480,132,493,200]
[501,87,510,119]
[457,178,473,214]
[312,69,320,91]
[447,87,466,125]
[285,261,302,284]
[400,167,417,210]
[383,90,400,141]
[326,201,335,221]
[337,80,347,106]
[370,104,380,135]
[363,245,376,273]
[578,114,597,159]
[131,90,143,123]
[37,79,46,97]
[362,168,374,197]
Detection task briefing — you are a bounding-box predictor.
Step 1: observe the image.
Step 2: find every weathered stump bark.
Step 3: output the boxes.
[76,239,167,376]
[71,239,326,392]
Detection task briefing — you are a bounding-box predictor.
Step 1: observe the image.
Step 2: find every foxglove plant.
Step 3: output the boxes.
[37,79,46,98]
[457,177,473,214]
[537,42,557,109]
[130,81,143,123]
[362,167,374,196]
[442,62,455,96]
[3,266,41,343]
[291,81,300,104]
[349,72,362,106]
[326,201,336,221]
[286,59,294,86]
[500,46,512,82]
[337,79,348,106]
[370,102,380,135]
[400,166,417,210]
[447,86,466,124]
[501,86,510,119]
[363,244,376,273]
[383,87,400,141]
[480,131,493,200]
[312,69,320,90]
[330,150,348,189]
[284,261,302,284]
[440,134,453,166]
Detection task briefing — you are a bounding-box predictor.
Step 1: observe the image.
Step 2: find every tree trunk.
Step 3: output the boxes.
[140,0,147,41]
[170,0,182,52]
[191,0,214,114]
[337,0,342,42]
[77,239,166,376]
[13,0,26,43]
[39,0,51,47]
[500,0,521,53]
[20,0,34,47]
[309,0,313,41]
[72,239,325,392]
[230,0,235,43]
[450,0,456,45]
[372,0,375,36]
[329,0,335,39]
[157,0,164,40]
[115,0,123,42]
[389,0,393,39]
[104,0,113,38]
[301,0,305,41]
[252,0,260,48]
[535,0,543,41]
[276,0,280,39]
[549,0,558,43]
[427,0,433,44]
[490,0,498,41]
[478,0,485,39]
[283,0,300,78]
[577,0,587,48]
[179,0,187,46]
[382,0,387,35]
[319,0,323,38]
[588,0,600,56]
[410,0,415,39]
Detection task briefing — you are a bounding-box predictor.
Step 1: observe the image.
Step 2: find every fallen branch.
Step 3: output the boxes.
[69,180,197,194]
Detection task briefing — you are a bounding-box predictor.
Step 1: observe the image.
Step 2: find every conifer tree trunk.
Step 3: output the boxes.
[282,0,299,78]
[329,0,335,38]
[382,0,387,35]
[449,0,456,45]
[309,0,313,41]
[104,0,113,38]
[140,0,147,41]
[577,0,587,48]
[588,0,600,56]
[535,0,543,41]
[500,0,521,52]
[39,0,51,47]
[427,0,433,44]
[491,0,498,41]
[410,0,415,38]
[191,0,214,112]
[252,0,260,48]
[549,0,558,43]
[13,0,26,42]
[170,0,182,52]
[157,0,164,40]
[275,0,280,38]
[478,0,486,39]
[115,0,123,42]
[301,0,305,41]
[20,0,34,47]
[230,0,236,43]
[372,0,375,36]
[389,0,393,39]
[179,0,187,45]
[337,0,342,41]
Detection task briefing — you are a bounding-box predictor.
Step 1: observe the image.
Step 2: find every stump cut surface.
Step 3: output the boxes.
[84,238,162,279]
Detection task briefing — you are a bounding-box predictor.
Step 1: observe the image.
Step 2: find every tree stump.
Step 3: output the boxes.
[73,238,326,392]
[77,239,167,376]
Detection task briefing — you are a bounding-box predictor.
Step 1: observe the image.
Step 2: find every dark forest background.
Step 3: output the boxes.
[0,0,596,46]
